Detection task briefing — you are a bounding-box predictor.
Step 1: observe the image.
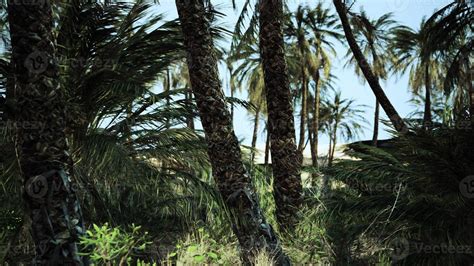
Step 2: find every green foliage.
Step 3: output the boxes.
[283,205,332,264]
[79,223,152,265]
[1,1,473,265]
[166,227,239,265]
[322,127,474,265]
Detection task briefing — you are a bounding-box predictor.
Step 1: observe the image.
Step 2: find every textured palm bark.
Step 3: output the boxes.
[333,0,408,134]
[175,1,289,264]
[310,70,321,186]
[259,0,303,229]
[7,1,85,265]
[372,100,379,146]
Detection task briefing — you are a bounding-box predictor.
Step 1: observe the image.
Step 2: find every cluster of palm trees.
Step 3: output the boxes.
[0,0,472,264]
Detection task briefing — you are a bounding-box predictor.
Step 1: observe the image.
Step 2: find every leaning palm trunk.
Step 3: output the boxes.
[373,100,380,146]
[259,0,303,229]
[7,1,85,264]
[333,0,408,134]
[175,1,289,264]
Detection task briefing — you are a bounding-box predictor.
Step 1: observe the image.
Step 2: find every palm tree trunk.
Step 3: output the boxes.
[307,107,317,186]
[264,127,270,166]
[311,71,321,186]
[259,0,303,229]
[230,85,235,121]
[329,121,338,167]
[330,128,338,166]
[372,99,379,146]
[175,1,289,264]
[333,0,408,134]
[250,105,261,165]
[298,70,308,153]
[424,64,432,130]
[327,136,332,162]
[7,1,85,264]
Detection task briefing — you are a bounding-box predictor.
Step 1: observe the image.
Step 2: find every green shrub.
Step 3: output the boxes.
[166,227,239,265]
[79,223,152,265]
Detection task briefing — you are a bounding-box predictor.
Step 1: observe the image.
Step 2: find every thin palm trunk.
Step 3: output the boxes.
[333,0,408,133]
[329,121,338,167]
[230,86,235,120]
[259,0,303,229]
[7,1,85,264]
[424,64,432,129]
[264,127,270,166]
[298,70,308,153]
[330,129,337,166]
[175,1,289,264]
[250,105,261,165]
[311,71,321,186]
[369,50,380,145]
[372,100,379,146]
[307,106,317,186]
[327,136,333,166]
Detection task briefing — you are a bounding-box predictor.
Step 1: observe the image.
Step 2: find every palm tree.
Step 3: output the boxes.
[391,20,444,130]
[322,90,366,192]
[7,1,85,264]
[345,10,398,145]
[304,2,342,185]
[285,6,314,154]
[175,0,289,264]
[423,1,473,125]
[3,2,210,262]
[333,0,408,134]
[323,91,366,167]
[259,0,303,229]
[227,35,267,166]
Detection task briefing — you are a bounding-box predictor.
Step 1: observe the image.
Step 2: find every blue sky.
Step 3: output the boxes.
[155,0,452,156]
